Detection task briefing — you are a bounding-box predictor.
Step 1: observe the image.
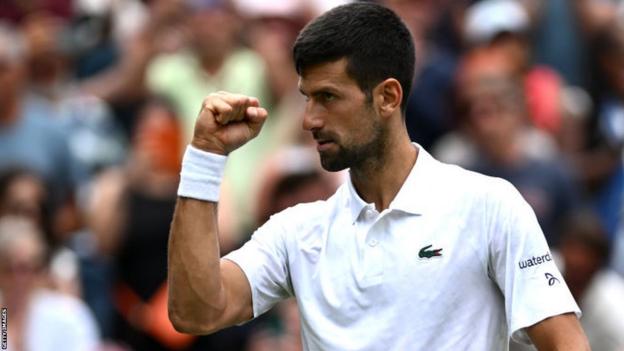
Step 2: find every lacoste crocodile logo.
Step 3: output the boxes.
[419,244,443,259]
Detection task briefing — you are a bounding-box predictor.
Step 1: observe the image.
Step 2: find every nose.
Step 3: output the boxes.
[302,101,325,131]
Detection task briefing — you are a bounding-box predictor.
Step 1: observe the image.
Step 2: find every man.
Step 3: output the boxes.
[0,216,100,350]
[168,3,589,350]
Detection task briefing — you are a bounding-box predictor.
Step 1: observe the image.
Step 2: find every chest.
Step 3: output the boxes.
[291,212,492,313]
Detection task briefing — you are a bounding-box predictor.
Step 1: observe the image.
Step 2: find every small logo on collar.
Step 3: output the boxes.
[419,244,443,259]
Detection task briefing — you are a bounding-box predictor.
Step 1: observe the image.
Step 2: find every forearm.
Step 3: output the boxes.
[167,197,225,332]
[166,92,267,333]
[527,313,590,351]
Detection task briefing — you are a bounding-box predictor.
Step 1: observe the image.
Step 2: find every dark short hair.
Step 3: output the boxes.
[293,2,415,113]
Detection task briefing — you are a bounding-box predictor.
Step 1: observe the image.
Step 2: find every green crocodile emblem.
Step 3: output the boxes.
[419,244,443,259]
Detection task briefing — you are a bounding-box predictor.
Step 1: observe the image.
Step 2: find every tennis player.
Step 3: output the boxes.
[168,3,589,350]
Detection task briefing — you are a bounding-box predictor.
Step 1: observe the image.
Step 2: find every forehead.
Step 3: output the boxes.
[298,58,359,93]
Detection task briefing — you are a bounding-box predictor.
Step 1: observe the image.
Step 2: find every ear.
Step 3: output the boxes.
[373,78,403,119]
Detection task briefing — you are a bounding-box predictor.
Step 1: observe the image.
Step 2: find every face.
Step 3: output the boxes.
[0,174,47,226]
[299,59,387,172]
[459,78,523,153]
[0,233,45,294]
[190,8,238,60]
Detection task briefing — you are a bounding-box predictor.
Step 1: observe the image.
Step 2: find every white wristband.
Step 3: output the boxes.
[177,145,227,202]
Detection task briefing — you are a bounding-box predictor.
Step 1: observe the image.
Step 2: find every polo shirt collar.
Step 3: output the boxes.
[347,177,370,223]
[346,143,436,223]
[389,143,435,215]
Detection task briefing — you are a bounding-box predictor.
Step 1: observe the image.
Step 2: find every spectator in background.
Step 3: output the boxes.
[463,0,565,138]
[243,2,309,147]
[383,0,459,150]
[584,23,624,240]
[147,0,268,139]
[0,21,93,260]
[147,0,270,239]
[0,167,87,309]
[0,169,50,236]
[77,0,191,137]
[0,215,100,351]
[531,0,589,88]
[559,210,624,351]
[88,97,187,350]
[434,46,559,166]
[19,13,126,179]
[0,19,123,307]
[439,71,579,247]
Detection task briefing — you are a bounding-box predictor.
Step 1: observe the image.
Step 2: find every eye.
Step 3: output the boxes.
[319,92,336,102]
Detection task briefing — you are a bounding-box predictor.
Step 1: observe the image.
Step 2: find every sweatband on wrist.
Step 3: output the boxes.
[177,145,227,202]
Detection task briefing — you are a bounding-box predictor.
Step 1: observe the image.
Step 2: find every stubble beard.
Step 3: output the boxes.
[318,116,387,173]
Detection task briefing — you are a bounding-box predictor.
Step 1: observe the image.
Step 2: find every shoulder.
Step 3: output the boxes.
[149,50,195,70]
[432,158,519,205]
[147,51,197,86]
[425,157,531,236]
[224,48,266,72]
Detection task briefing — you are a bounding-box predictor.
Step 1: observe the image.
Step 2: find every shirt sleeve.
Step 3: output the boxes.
[486,178,580,344]
[223,211,293,318]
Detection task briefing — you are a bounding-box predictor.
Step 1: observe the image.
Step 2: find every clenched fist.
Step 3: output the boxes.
[191,92,269,155]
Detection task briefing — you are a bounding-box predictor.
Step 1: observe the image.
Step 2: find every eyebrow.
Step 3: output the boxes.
[299,85,340,97]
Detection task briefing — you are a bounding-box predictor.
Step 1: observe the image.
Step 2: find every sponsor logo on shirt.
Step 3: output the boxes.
[418,244,443,259]
[518,252,552,270]
[545,272,560,286]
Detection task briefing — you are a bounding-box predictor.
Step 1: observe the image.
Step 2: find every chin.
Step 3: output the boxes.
[319,154,350,172]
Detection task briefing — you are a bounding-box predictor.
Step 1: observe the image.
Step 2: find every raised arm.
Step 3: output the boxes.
[167,92,268,334]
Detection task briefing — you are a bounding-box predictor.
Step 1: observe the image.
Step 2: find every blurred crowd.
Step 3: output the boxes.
[0,0,623,350]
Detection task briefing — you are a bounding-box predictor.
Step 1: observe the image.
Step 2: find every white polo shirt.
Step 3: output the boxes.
[224,144,580,350]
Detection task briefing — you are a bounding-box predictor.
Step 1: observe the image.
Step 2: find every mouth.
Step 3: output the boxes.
[315,139,335,152]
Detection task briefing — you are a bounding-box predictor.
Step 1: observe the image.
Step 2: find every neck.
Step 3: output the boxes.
[198,50,228,76]
[484,133,522,166]
[350,127,417,211]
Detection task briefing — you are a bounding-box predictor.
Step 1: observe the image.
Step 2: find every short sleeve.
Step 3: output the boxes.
[223,212,293,318]
[487,179,580,344]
